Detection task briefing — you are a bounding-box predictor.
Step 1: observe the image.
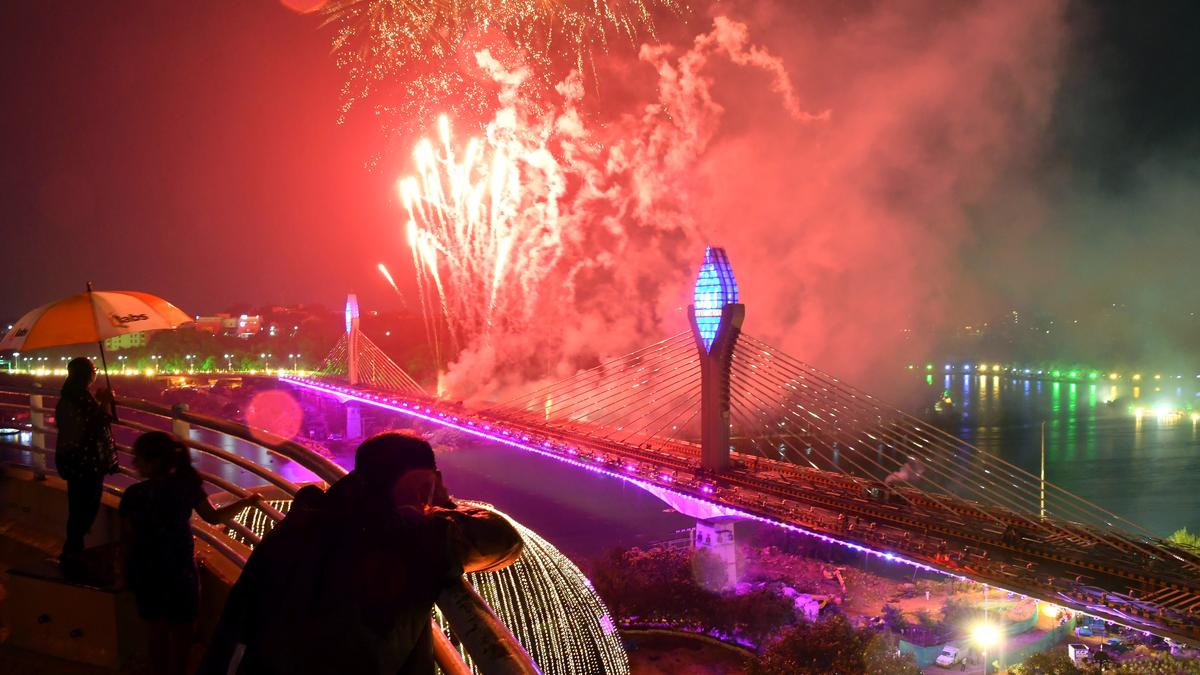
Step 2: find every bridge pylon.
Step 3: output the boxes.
[345,293,360,386]
[688,246,744,473]
[314,294,427,397]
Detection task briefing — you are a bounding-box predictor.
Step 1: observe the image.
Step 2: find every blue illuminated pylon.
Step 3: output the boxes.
[692,247,740,352]
[687,247,744,472]
[345,294,360,386]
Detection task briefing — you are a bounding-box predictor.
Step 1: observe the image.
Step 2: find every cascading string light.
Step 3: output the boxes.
[230,495,626,674]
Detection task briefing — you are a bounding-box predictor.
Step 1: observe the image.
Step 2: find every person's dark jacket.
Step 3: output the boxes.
[199,473,524,675]
[54,386,117,481]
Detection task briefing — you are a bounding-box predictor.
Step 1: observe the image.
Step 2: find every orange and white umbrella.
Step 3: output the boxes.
[1,286,192,352]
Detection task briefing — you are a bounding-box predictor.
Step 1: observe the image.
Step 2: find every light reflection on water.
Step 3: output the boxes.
[937,374,1200,536]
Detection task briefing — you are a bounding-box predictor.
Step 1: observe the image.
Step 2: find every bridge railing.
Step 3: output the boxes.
[0,382,539,675]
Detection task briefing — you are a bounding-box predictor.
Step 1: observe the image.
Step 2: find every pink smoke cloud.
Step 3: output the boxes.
[402,2,1065,400]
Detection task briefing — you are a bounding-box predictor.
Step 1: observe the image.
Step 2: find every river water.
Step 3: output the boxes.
[927,371,1200,538]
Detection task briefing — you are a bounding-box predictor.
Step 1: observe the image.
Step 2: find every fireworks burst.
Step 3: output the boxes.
[320,0,679,125]
[394,19,823,398]
[399,108,566,364]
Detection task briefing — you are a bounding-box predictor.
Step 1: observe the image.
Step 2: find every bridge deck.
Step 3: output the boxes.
[285,377,1200,644]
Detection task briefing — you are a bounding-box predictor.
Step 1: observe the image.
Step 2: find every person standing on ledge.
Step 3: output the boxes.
[120,431,262,675]
[55,356,118,572]
[199,431,525,675]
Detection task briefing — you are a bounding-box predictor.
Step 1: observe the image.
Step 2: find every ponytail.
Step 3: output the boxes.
[169,439,200,487]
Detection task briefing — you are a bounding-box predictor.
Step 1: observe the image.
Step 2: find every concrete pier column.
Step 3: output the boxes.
[693,516,740,591]
[29,392,46,480]
[346,403,363,441]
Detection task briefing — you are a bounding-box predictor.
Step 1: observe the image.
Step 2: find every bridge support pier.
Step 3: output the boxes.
[693,517,740,591]
[345,403,364,441]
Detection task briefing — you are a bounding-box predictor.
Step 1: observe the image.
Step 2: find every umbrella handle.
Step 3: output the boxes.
[95,338,119,422]
[86,283,119,422]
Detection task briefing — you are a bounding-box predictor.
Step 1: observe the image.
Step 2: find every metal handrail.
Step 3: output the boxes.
[0,384,540,675]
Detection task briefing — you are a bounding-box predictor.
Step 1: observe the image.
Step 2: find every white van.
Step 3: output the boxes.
[935,645,961,667]
[1068,643,1090,664]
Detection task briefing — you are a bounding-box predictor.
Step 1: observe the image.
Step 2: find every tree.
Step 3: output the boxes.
[881,604,909,633]
[590,546,716,626]
[1106,653,1200,674]
[727,588,795,646]
[691,546,730,591]
[1169,527,1200,553]
[940,597,985,628]
[750,615,919,675]
[862,632,921,675]
[1009,651,1083,675]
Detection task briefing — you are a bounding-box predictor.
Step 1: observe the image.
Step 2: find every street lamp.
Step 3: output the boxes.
[971,622,1001,674]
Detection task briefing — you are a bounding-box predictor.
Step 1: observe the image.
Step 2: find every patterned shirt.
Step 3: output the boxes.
[54,387,117,481]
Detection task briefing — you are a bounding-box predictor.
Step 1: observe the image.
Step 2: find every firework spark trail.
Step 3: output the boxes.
[377,262,400,293]
[400,108,567,357]
[397,18,823,399]
[317,0,679,128]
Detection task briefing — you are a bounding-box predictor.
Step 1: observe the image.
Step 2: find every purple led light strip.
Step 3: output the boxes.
[282,376,969,579]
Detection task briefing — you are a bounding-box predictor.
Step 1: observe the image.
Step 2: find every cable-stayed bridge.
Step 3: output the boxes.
[290,251,1200,643]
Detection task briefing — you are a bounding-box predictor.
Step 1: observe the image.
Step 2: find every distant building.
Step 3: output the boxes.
[231,315,261,338]
[194,315,228,334]
[191,313,261,338]
[104,332,149,351]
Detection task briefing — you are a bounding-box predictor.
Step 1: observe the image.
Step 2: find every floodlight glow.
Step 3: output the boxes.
[971,622,1001,649]
[691,246,739,352]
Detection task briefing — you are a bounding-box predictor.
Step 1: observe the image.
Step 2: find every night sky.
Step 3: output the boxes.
[1,1,396,319]
[2,1,1198,345]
